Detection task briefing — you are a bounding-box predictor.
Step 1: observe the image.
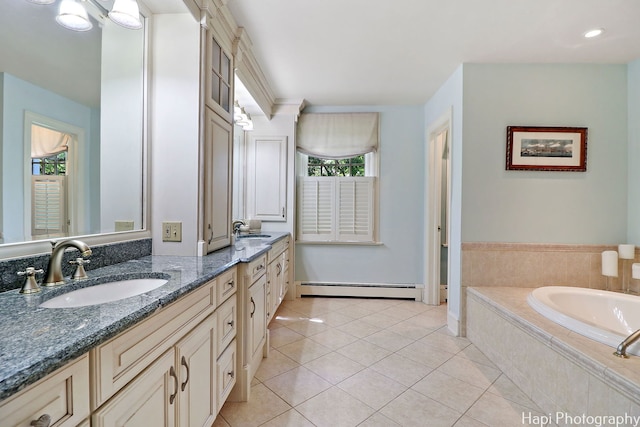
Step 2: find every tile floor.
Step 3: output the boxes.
[214,297,549,427]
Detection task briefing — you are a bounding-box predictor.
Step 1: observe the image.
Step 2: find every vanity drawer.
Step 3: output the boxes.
[247,254,267,282]
[267,237,289,262]
[0,355,89,427]
[216,339,237,411]
[91,279,217,408]
[217,266,237,305]
[216,295,237,357]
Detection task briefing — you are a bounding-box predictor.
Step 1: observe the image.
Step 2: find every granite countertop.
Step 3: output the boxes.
[0,232,289,401]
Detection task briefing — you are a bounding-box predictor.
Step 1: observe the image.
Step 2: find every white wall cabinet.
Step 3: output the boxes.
[246,136,288,222]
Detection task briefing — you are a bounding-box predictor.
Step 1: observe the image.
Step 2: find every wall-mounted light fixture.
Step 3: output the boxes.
[234,101,254,131]
[26,0,142,32]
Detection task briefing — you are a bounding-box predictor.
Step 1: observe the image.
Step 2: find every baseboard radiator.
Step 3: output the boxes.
[296,281,423,301]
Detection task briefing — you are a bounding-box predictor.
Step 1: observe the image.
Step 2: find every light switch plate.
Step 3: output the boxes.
[162,221,182,242]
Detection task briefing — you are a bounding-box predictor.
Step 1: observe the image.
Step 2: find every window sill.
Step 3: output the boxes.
[295,240,383,246]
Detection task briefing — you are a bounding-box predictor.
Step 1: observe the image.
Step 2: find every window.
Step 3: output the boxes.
[296,112,379,243]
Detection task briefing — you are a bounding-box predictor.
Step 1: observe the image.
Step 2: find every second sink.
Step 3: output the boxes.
[40,278,168,309]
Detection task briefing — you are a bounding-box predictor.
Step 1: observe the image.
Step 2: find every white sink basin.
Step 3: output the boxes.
[40,278,168,308]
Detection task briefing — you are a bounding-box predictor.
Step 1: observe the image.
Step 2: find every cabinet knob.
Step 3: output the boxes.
[30,414,51,427]
[228,370,235,378]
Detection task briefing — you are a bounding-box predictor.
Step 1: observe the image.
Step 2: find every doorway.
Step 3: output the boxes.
[425,109,452,305]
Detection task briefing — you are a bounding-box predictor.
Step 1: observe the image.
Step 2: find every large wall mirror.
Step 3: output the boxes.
[0,0,147,253]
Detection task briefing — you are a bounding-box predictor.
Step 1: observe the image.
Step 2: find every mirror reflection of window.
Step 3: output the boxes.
[30,124,73,239]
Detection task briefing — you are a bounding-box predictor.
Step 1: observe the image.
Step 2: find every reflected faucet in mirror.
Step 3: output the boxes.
[44,239,92,286]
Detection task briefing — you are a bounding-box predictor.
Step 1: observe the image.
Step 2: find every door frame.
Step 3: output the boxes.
[424,108,452,305]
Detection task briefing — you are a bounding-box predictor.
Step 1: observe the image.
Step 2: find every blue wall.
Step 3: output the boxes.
[295,105,425,286]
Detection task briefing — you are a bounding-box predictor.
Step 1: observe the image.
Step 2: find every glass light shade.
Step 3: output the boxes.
[109,0,142,30]
[26,0,56,5]
[56,0,93,31]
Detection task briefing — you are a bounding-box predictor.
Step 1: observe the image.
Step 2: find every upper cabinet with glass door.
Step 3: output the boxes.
[206,36,233,121]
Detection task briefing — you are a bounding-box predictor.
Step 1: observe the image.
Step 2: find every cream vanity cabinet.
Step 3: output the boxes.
[266,236,291,323]
[228,254,267,401]
[91,267,237,427]
[0,355,90,427]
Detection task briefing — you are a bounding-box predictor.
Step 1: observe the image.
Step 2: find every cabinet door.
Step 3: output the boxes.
[92,350,177,427]
[246,136,287,221]
[177,315,217,427]
[0,355,89,427]
[248,274,267,362]
[204,107,233,253]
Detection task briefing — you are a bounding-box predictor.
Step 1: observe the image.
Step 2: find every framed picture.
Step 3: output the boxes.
[506,126,588,172]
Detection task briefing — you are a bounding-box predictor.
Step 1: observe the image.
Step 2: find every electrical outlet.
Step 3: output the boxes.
[162,221,182,242]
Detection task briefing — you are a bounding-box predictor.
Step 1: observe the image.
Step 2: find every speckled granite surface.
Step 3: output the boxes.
[0,238,152,293]
[0,233,288,400]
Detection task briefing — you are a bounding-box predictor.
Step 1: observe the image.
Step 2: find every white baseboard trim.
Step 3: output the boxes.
[447,310,461,336]
[296,281,423,301]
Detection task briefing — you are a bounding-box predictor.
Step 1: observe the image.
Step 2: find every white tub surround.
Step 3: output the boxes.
[528,286,640,356]
[467,287,640,418]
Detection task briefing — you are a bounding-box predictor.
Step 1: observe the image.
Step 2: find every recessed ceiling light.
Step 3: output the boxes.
[584,28,604,38]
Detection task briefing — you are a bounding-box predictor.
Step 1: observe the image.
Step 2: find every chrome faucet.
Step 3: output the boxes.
[232,220,245,237]
[44,239,92,286]
[613,329,640,358]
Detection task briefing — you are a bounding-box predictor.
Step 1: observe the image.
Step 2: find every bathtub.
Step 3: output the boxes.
[527,286,640,356]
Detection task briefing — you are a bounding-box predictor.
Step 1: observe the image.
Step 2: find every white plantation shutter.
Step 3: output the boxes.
[298,177,335,241]
[32,176,66,236]
[298,176,374,242]
[337,178,374,241]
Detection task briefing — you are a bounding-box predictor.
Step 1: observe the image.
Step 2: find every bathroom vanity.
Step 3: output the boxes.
[0,233,291,427]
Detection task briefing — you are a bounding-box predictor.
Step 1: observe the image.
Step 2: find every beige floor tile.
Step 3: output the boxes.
[219,383,290,427]
[396,340,457,369]
[465,391,548,427]
[380,389,462,427]
[357,412,402,426]
[303,351,366,384]
[420,328,472,354]
[309,328,358,350]
[259,409,315,427]
[296,387,376,427]
[335,304,375,319]
[487,374,543,412]
[385,318,438,340]
[457,344,498,369]
[212,414,231,427]
[337,339,391,366]
[269,325,305,348]
[359,312,403,329]
[286,318,330,337]
[336,319,382,338]
[370,353,433,387]
[363,329,415,352]
[437,355,502,390]
[278,337,332,364]
[337,368,407,410]
[453,415,490,426]
[412,370,486,413]
[263,366,332,406]
[307,310,356,327]
[254,349,299,382]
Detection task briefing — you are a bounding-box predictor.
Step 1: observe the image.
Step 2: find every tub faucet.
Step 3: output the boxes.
[44,239,92,286]
[613,329,640,358]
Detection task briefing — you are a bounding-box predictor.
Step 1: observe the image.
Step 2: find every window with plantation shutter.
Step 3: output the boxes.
[297,176,375,242]
[32,175,67,237]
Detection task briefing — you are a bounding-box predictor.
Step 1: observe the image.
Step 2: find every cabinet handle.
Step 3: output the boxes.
[250,297,255,317]
[282,207,285,218]
[276,263,282,276]
[207,224,213,245]
[169,366,178,404]
[228,370,235,378]
[30,414,51,427]
[180,355,190,391]
[227,280,234,288]
[227,319,234,327]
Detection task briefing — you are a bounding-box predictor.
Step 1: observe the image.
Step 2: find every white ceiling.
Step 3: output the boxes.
[226,0,640,106]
